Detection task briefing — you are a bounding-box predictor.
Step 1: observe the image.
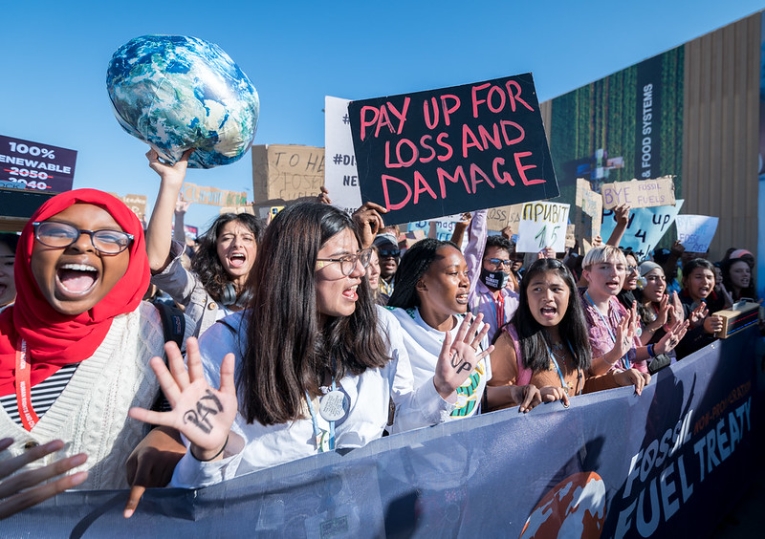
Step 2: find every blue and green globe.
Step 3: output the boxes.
[107,35,259,168]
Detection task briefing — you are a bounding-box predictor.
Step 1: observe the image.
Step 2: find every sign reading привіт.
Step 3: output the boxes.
[0,134,78,193]
[348,74,559,225]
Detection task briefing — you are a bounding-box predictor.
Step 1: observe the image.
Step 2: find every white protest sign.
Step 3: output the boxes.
[601,199,684,260]
[516,202,570,253]
[600,176,676,210]
[675,215,719,253]
[324,96,362,214]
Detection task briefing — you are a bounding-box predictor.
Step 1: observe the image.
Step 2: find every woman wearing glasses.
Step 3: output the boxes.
[145,149,265,337]
[0,189,192,492]
[582,246,687,380]
[129,202,479,488]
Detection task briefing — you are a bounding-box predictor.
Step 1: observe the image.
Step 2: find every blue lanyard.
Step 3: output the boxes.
[585,291,630,369]
[305,382,336,452]
[545,341,582,395]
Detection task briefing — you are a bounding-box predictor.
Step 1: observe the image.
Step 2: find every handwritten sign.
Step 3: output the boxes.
[122,194,147,221]
[486,203,524,233]
[601,199,684,260]
[349,74,559,225]
[601,176,675,210]
[675,215,719,253]
[182,182,247,207]
[324,96,362,214]
[0,134,78,193]
[516,202,570,253]
[573,178,602,241]
[251,144,325,203]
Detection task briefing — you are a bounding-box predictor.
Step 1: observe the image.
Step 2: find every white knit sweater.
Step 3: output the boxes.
[0,301,192,489]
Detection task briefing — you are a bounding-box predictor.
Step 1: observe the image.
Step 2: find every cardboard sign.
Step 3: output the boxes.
[565,224,576,249]
[122,194,147,221]
[573,178,603,241]
[348,73,559,225]
[600,176,675,210]
[601,199,684,260]
[181,183,247,207]
[516,202,570,253]
[0,134,78,193]
[486,203,524,233]
[324,96,362,214]
[675,215,719,253]
[251,144,325,203]
[219,205,255,215]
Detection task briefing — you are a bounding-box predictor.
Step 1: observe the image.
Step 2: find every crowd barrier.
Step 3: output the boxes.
[4,327,763,538]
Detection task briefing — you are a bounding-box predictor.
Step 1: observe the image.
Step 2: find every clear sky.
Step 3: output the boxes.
[2,0,764,231]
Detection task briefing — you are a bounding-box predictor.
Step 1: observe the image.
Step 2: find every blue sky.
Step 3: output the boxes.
[2,0,764,231]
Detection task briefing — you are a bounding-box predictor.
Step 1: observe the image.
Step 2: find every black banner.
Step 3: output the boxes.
[0,134,78,193]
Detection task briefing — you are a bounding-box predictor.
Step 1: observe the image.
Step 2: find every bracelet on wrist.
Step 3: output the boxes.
[647,344,656,358]
[190,435,229,462]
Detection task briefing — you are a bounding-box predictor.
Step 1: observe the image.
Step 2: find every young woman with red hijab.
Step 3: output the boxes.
[0,189,192,491]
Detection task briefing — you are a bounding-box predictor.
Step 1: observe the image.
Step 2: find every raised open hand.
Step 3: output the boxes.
[433,313,493,399]
[128,338,237,461]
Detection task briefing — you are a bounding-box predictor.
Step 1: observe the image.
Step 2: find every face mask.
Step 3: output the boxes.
[479,267,509,290]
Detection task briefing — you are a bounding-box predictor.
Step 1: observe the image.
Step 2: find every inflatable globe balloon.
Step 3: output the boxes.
[106,35,259,168]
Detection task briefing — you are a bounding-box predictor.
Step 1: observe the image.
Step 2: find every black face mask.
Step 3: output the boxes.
[479,267,509,290]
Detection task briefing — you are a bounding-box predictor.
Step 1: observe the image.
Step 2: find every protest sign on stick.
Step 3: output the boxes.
[600,176,675,210]
[516,201,570,253]
[675,215,718,253]
[601,200,684,260]
[349,74,559,225]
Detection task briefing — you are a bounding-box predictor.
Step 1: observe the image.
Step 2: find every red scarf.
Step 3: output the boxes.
[0,189,150,396]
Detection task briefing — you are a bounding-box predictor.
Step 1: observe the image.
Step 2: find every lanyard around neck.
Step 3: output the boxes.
[15,339,40,431]
[545,341,582,395]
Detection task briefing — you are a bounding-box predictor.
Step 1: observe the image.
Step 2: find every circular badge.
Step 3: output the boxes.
[635,327,643,338]
[319,390,348,422]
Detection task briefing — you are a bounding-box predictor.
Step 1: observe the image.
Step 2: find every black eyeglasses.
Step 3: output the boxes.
[33,221,134,255]
[316,249,372,276]
[484,257,511,268]
[378,249,400,259]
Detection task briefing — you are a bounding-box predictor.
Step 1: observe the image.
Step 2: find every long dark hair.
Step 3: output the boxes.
[191,213,264,304]
[386,238,459,310]
[238,202,388,425]
[721,257,756,301]
[510,258,592,372]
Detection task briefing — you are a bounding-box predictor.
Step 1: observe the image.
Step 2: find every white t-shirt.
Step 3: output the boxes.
[387,307,491,419]
[170,306,452,488]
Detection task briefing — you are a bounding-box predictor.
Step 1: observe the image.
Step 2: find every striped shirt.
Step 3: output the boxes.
[0,363,79,426]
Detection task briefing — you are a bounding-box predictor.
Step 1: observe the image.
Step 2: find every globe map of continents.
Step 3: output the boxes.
[106,35,259,168]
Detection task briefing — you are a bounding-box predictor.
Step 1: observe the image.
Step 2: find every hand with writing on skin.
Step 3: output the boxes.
[352,202,388,249]
[128,338,238,463]
[433,313,494,399]
[0,438,88,520]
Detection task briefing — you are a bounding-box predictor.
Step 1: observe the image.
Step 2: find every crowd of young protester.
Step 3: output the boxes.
[0,166,761,520]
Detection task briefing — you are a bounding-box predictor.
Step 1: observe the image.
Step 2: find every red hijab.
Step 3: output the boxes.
[0,189,150,395]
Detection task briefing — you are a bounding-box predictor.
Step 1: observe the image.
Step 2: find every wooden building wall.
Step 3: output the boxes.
[683,13,761,261]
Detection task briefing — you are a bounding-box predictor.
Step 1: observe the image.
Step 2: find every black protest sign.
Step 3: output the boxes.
[348,74,559,225]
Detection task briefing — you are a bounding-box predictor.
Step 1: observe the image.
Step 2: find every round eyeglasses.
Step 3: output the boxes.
[33,221,134,255]
[316,248,372,276]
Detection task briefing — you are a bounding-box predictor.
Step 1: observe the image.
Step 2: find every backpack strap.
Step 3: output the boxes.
[153,300,186,350]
